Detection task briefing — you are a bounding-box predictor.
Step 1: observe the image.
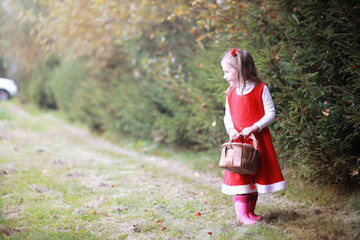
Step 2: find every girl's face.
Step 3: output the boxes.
[221,62,237,86]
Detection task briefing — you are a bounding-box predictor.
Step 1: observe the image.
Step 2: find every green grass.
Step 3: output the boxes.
[0,101,359,239]
[105,128,360,211]
[281,168,360,211]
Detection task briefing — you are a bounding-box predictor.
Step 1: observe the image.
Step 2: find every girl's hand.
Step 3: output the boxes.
[228,128,240,141]
[240,125,260,137]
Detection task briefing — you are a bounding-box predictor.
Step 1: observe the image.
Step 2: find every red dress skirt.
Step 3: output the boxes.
[222,83,286,195]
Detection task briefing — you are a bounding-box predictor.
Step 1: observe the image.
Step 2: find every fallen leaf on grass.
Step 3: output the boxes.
[112,205,130,213]
[161,195,170,199]
[66,171,84,177]
[33,186,51,193]
[132,223,140,233]
[1,166,16,174]
[98,182,110,187]
[52,159,64,165]
[195,212,201,218]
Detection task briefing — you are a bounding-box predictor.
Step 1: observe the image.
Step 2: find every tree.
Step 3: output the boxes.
[8,0,360,187]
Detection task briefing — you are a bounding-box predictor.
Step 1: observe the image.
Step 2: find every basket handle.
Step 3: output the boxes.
[221,133,259,150]
[248,133,259,150]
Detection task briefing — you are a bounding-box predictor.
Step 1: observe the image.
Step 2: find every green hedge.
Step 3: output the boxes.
[241,0,360,186]
[27,55,59,109]
[24,0,359,187]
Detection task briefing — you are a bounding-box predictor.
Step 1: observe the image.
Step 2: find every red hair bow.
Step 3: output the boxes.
[230,48,237,57]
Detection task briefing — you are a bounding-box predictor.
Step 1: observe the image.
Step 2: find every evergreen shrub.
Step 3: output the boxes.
[198,0,360,186]
[20,0,360,187]
[257,0,360,186]
[70,76,109,131]
[50,58,88,120]
[27,56,59,108]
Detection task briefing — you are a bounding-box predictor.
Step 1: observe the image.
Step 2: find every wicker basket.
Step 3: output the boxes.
[219,134,261,174]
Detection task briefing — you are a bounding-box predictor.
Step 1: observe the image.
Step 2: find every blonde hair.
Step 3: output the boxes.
[221,48,263,94]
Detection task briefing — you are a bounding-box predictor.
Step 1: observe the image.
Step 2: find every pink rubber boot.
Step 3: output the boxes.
[233,195,257,225]
[248,193,263,221]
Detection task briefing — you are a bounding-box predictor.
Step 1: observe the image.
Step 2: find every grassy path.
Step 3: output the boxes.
[0,102,359,240]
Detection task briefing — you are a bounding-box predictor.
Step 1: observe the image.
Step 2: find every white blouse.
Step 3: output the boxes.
[224,82,276,135]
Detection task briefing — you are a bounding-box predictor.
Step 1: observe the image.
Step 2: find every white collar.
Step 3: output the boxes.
[235,82,255,96]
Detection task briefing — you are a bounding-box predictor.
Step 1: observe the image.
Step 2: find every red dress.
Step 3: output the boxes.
[222,83,286,195]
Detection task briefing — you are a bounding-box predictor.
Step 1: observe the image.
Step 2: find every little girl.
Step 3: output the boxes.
[221,48,286,225]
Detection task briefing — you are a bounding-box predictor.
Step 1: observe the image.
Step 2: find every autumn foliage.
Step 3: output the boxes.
[1,0,359,187]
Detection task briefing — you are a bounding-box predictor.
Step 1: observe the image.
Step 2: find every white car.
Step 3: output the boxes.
[0,78,18,100]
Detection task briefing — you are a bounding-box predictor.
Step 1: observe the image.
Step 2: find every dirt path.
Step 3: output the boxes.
[0,102,359,240]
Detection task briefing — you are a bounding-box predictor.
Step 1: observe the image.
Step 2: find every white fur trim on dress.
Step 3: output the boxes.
[221,181,286,195]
